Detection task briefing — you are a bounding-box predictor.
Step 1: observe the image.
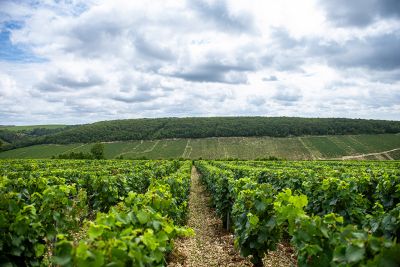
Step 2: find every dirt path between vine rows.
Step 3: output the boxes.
[340,147,400,160]
[168,167,296,267]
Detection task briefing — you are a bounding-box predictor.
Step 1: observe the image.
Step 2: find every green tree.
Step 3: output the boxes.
[91,143,105,159]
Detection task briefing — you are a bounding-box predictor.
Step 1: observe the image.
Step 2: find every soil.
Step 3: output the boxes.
[168,167,296,267]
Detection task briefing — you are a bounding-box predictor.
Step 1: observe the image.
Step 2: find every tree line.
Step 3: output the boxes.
[1,117,400,151]
[52,143,105,159]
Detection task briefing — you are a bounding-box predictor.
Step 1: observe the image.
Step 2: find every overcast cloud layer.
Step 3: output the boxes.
[0,0,399,125]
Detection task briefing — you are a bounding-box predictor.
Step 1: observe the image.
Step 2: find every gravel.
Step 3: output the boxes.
[168,167,296,267]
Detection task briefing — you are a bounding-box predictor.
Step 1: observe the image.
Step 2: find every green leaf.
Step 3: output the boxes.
[255,200,266,212]
[293,194,308,209]
[152,220,161,231]
[90,250,105,267]
[76,242,90,259]
[137,210,150,224]
[116,213,130,225]
[321,179,330,190]
[345,245,365,263]
[163,223,174,234]
[88,224,104,239]
[320,225,329,238]
[141,229,158,250]
[157,230,169,242]
[34,243,46,257]
[53,255,73,266]
[248,213,259,227]
[54,241,73,266]
[332,246,346,263]
[369,237,382,252]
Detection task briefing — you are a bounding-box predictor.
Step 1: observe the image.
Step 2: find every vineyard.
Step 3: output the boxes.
[1,159,400,266]
[195,160,400,266]
[0,159,193,266]
[1,134,400,160]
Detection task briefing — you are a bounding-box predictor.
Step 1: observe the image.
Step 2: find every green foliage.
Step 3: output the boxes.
[232,182,281,265]
[90,143,105,159]
[0,159,192,266]
[0,129,24,150]
[274,189,400,267]
[2,134,400,160]
[3,117,400,151]
[55,151,94,159]
[255,156,282,161]
[196,160,400,267]
[0,124,67,132]
[55,205,191,266]
[54,161,193,266]
[54,143,105,159]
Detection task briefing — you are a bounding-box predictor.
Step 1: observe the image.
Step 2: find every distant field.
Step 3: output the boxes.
[0,124,67,131]
[0,134,399,160]
[0,139,8,145]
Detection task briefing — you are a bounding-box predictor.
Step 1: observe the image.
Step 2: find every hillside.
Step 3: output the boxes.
[1,117,400,151]
[1,134,399,160]
[0,124,67,131]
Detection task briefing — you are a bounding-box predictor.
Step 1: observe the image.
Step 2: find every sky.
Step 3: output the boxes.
[0,0,399,125]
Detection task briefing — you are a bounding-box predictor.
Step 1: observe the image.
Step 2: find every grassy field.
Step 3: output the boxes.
[0,134,399,160]
[0,144,81,158]
[0,124,67,131]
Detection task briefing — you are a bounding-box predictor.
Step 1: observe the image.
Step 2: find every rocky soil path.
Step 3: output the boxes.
[168,167,295,267]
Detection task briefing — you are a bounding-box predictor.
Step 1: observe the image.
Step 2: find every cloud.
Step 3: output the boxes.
[0,22,45,62]
[173,61,253,84]
[36,69,105,92]
[187,0,254,33]
[273,87,302,103]
[365,88,400,108]
[263,75,278,82]
[319,0,400,27]
[133,35,176,61]
[112,93,155,103]
[267,28,400,72]
[0,0,399,124]
[0,73,17,97]
[111,85,169,104]
[328,34,400,70]
[247,95,266,106]
[174,69,248,84]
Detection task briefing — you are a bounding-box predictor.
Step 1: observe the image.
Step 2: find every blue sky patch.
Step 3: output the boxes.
[0,20,46,63]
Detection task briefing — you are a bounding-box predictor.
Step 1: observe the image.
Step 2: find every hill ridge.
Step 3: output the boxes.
[1,116,400,151]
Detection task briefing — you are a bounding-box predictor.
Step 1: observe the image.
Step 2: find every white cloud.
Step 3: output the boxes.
[0,73,17,97]
[0,0,399,124]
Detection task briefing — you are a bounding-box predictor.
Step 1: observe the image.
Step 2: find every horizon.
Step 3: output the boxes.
[2,115,400,127]
[1,0,400,125]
